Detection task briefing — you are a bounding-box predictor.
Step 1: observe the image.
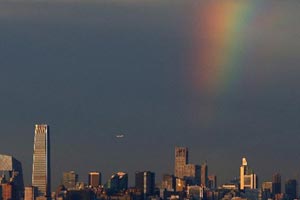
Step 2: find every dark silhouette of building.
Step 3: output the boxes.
[208,175,217,190]
[201,162,208,187]
[106,172,128,194]
[285,179,297,200]
[135,171,155,199]
[272,173,281,195]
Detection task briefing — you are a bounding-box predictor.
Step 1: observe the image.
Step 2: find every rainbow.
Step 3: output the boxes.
[188,1,261,96]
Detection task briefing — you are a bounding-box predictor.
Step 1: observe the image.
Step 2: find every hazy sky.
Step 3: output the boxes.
[0,0,300,189]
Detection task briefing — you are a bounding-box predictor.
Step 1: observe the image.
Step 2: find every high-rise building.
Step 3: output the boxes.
[261,182,273,200]
[32,124,51,198]
[272,173,281,195]
[161,174,176,191]
[24,186,38,200]
[184,164,200,185]
[175,147,188,179]
[285,179,297,200]
[201,162,208,187]
[240,157,257,190]
[62,171,78,190]
[88,172,101,187]
[106,172,128,194]
[135,171,155,199]
[0,154,24,200]
[208,175,217,189]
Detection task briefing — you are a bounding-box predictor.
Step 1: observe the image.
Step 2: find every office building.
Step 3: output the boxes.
[201,162,208,187]
[32,124,51,198]
[175,147,188,179]
[261,182,273,200]
[285,179,297,200]
[88,172,101,187]
[2,183,13,200]
[135,171,155,199]
[208,175,217,190]
[0,154,24,200]
[161,174,176,191]
[106,172,128,194]
[24,186,38,200]
[184,164,200,185]
[272,173,281,195]
[62,171,78,190]
[240,157,257,190]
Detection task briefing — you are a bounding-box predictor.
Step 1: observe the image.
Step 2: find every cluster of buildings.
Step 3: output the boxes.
[0,124,299,200]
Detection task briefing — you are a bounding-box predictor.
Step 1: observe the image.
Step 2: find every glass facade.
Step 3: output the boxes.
[32,124,50,198]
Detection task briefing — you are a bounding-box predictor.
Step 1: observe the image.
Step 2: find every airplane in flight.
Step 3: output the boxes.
[115,134,125,138]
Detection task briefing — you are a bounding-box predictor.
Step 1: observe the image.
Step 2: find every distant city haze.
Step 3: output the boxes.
[0,0,300,190]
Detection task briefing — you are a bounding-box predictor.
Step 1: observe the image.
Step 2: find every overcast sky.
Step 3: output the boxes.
[0,0,300,189]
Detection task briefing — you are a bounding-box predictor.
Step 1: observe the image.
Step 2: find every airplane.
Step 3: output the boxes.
[115,134,125,138]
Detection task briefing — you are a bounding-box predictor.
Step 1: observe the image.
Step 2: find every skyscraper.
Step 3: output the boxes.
[32,124,51,198]
[272,173,281,195]
[62,171,78,190]
[175,147,188,179]
[88,172,101,187]
[201,162,208,187]
[135,171,155,199]
[208,175,217,189]
[240,157,257,190]
[106,172,128,194]
[285,179,297,200]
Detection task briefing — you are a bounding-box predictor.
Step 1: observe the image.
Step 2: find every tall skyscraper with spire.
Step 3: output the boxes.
[32,124,51,199]
[240,157,257,190]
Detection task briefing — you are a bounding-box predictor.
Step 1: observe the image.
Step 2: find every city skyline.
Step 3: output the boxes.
[0,0,300,193]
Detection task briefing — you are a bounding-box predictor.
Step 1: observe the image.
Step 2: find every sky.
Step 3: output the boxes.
[0,0,300,189]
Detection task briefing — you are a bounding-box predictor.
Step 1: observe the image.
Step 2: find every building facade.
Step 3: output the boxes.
[88,172,101,187]
[240,157,257,190]
[201,162,208,187]
[135,171,155,199]
[272,173,281,195]
[32,124,51,198]
[175,147,188,179]
[62,171,78,190]
[24,186,38,200]
[0,154,24,199]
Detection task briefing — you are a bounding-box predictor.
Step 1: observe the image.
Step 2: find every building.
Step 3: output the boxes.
[285,179,297,200]
[2,183,13,200]
[184,164,200,185]
[88,172,101,188]
[240,157,257,190]
[106,172,128,194]
[175,147,188,179]
[0,154,24,200]
[208,175,217,190]
[261,182,273,200]
[201,162,208,187]
[272,173,281,195]
[32,124,51,198]
[24,186,38,200]
[62,171,78,190]
[135,171,155,199]
[161,174,176,191]
[174,147,202,185]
